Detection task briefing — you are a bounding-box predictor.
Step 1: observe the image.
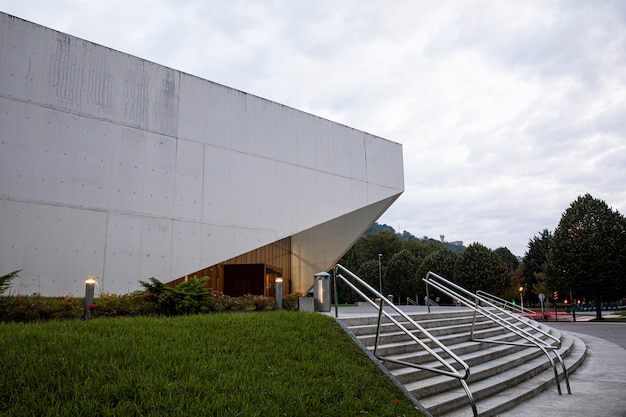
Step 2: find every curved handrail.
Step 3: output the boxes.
[424,272,571,395]
[476,290,533,316]
[406,297,418,306]
[333,264,478,416]
[476,290,560,348]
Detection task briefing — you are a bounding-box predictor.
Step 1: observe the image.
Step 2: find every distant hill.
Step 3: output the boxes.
[365,222,466,254]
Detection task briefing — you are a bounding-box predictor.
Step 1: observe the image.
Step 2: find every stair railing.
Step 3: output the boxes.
[424,271,571,395]
[333,264,478,417]
[476,290,558,344]
[475,290,533,317]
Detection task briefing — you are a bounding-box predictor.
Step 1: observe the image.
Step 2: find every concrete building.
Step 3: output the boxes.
[0,13,404,297]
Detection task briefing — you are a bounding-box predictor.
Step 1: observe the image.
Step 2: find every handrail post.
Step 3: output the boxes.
[373,297,385,356]
[333,266,339,318]
[425,277,431,314]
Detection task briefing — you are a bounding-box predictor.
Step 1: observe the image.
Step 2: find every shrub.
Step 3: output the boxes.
[168,277,210,314]
[283,292,303,311]
[253,294,276,310]
[0,270,20,295]
[90,292,158,318]
[0,276,286,323]
[0,294,83,322]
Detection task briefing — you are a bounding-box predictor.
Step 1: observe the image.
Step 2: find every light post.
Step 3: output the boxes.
[538,293,546,320]
[275,277,283,310]
[570,288,576,322]
[84,276,96,319]
[518,286,524,310]
[378,254,382,295]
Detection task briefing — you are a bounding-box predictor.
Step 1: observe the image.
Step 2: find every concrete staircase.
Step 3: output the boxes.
[337,308,587,417]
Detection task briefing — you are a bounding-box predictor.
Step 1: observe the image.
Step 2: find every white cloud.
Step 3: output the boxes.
[2,0,625,256]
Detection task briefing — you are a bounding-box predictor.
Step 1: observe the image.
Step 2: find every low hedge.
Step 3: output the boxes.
[0,277,303,323]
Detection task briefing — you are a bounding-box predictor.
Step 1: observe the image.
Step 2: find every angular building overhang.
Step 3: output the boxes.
[0,13,404,296]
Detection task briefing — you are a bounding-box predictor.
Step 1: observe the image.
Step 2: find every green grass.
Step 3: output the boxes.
[0,311,424,416]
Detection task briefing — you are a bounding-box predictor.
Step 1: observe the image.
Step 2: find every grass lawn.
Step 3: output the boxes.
[0,311,424,416]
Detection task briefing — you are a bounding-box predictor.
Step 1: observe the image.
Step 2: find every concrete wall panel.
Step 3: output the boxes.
[0,200,107,295]
[290,196,398,291]
[0,13,404,295]
[173,139,204,221]
[102,214,142,292]
[0,97,43,201]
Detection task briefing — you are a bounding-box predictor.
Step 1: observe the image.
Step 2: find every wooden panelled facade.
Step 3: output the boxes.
[168,237,292,298]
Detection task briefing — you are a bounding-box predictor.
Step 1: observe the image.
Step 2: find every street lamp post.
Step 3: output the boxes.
[518,286,524,310]
[378,254,382,295]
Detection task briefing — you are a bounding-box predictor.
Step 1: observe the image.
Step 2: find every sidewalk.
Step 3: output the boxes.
[500,328,626,417]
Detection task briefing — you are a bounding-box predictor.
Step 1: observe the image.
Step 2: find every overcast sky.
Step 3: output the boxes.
[2,0,625,256]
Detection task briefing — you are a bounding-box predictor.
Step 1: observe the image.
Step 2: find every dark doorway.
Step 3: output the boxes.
[223,264,282,297]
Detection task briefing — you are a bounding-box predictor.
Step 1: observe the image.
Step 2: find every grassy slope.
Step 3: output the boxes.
[0,311,424,416]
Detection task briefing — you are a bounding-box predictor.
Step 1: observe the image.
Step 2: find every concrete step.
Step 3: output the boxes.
[439,335,587,417]
[408,332,574,403]
[336,309,587,417]
[354,320,500,348]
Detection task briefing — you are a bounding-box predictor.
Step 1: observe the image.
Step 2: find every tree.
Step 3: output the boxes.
[401,238,442,263]
[522,229,552,293]
[416,247,458,304]
[353,231,402,267]
[494,247,519,271]
[357,259,383,293]
[334,258,380,304]
[417,247,457,281]
[546,194,626,320]
[454,243,509,295]
[384,249,420,304]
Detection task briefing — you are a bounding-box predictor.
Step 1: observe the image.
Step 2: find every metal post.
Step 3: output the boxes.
[275,277,283,310]
[333,267,339,318]
[378,254,382,293]
[570,288,576,322]
[84,277,96,319]
[555,299,558,322]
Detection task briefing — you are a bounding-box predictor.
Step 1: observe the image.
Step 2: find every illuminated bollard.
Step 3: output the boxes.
[275,277,283,309]
[84,277,96,319]
[314,272,331,312]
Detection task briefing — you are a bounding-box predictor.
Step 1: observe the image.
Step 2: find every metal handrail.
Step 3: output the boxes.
[406,297,418,306]
[332,264,478,417]
[476,290,558,345]
[476,290,533,317]
[424,271,571,395]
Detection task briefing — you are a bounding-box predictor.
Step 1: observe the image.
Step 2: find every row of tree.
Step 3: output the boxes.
[336,194,626,320]
[336,228,519,306]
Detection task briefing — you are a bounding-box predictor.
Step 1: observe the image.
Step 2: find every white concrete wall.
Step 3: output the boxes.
[0,13,404,296]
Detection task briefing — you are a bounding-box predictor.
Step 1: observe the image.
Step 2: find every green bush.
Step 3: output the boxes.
[283,292,303,310]
[0,270,20,295]
[90,292,158,318]
[0,294,83,322]
[0,276,305,323]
